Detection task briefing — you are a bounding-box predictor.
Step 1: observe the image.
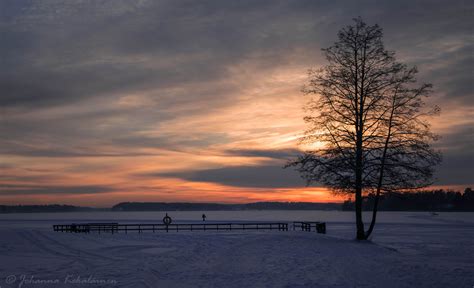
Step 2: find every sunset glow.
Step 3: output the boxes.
[1,1,472,206]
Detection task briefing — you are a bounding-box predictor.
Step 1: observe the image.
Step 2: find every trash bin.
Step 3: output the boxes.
[316,222,326,234]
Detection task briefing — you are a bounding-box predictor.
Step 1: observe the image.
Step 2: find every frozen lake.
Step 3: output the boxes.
[2,210,474,225]
[0,211,473,287]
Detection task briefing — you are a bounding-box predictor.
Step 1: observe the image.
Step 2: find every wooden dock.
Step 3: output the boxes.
[53,222,289,234]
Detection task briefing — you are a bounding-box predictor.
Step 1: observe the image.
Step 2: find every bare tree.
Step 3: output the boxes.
[288,18,441,240]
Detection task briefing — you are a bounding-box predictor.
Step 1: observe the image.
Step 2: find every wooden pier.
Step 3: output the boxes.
[53,222,289,234]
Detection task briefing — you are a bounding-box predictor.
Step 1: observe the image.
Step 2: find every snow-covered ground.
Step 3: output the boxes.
[0,211,473,288]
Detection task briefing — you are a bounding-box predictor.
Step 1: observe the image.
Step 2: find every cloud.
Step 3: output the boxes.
[434,123,474,185]
[224,149,301,160]
[0,144,160,158]
[0,184,115,195]
[0,0,472,203]
[153,164,308,188]
[435,153,474,186]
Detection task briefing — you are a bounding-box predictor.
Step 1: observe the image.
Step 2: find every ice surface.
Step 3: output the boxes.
[0,211,472,287]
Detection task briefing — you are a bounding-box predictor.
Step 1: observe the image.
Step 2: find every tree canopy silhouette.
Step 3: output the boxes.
[288,18,441,240]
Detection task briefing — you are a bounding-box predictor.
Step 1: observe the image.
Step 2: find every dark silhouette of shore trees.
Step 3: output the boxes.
[342,188,474,211]
[1,189,472,213]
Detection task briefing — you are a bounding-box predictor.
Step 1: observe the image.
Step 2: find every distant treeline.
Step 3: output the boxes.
[342,188,474,211]
[0,204,100,214]
[2,189,473,213]
[111,202,341,211]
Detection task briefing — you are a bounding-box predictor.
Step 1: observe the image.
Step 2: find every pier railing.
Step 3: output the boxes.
[53,222,289,234]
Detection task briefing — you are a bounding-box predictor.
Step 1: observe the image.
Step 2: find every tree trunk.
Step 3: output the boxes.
[354,37,367,240]
[365,189,380,239]
[355,130,365,240]
[365,96,396,239]
[355,97,365,240]
[355,186,365,240]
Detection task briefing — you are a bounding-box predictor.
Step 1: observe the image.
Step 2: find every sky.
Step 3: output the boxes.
[0,0,473,207]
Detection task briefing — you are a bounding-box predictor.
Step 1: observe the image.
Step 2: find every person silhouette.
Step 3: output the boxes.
[202,213,207,221]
